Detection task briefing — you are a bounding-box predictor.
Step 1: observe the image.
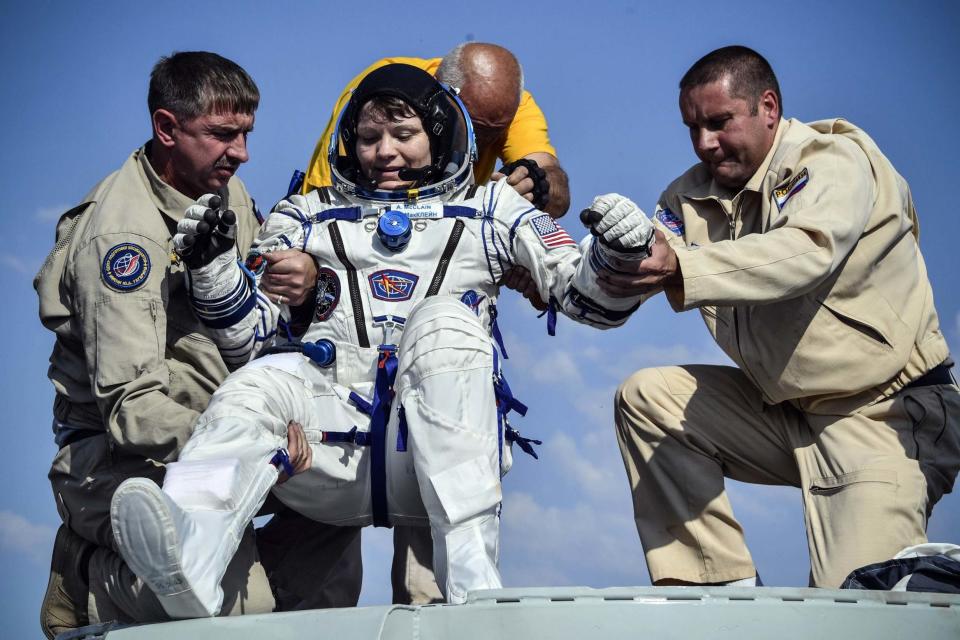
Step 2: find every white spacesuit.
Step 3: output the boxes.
[110,63,653,618]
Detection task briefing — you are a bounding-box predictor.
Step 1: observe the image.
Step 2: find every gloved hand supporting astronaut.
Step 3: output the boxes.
[580,193,655,267]
[173,192,237,269]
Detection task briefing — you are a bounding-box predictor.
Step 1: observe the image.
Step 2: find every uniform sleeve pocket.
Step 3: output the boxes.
[94,296,164,387]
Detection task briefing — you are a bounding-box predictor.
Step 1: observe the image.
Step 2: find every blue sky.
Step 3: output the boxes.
[2,1,959,637]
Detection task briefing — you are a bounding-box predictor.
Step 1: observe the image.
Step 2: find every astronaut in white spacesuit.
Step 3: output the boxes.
[109,63,654,619]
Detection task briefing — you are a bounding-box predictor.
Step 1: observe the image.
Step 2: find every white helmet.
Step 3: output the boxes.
[329,63,476,203]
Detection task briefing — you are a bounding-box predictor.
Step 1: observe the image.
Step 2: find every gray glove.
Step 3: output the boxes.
[173,192,237,269]
[579,193,654,260]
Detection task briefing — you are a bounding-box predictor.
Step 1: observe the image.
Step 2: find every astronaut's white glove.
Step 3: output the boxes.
[173,193,237,269]
[580,193,654,261]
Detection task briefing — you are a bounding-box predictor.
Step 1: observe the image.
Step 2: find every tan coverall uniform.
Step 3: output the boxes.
[615,118,960,587]
[35,146,275,623]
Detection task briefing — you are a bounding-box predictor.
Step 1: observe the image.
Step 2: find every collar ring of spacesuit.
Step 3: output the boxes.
[329,63,476,203]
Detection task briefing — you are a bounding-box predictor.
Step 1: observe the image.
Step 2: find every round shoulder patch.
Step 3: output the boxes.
[101,243,151,292]
[245,249,267,278]
[315,267,341,321]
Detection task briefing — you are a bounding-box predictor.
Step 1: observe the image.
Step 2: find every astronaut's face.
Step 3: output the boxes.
[355,101,432,190]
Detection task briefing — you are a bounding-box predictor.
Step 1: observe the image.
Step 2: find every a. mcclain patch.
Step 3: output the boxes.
[315,268,341,321]
[368,269,418,301]
[101,242,151,292]
[773,167,809,211]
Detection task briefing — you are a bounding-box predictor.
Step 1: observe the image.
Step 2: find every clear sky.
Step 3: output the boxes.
[2,1,958,637]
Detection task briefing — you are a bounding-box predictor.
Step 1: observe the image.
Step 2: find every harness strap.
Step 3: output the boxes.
[269,448,295,476]
[442,205,481,219]
[348,391,373,415]
[505,427,542,460]
[492,356,529,418]
[492,349,539,465]
[285,170,305,199]
[396,406,409,452]
[328,221,370,348]
[369,345,398,527]
[537,296,559,336]
[320,426,371,446]
[489,304,509,359]
[315,206,363,222]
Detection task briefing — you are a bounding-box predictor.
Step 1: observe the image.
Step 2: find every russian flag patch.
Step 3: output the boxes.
[656,207,685,237]
[773,168,809,211]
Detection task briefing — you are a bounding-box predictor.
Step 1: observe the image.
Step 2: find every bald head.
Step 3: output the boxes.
[437,42,523,150]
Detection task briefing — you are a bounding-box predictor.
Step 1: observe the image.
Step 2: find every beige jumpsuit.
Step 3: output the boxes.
[35,146,275,622]
[616,119,960,587]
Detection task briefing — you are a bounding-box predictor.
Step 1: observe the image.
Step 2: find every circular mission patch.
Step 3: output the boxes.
[315,268,341,321]
[101,243,151,292]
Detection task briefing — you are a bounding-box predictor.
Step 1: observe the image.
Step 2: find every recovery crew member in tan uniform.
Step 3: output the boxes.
[34,51,322,637]
[589,45,960,588]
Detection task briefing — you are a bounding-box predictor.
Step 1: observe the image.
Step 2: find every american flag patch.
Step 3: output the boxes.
[530,214,575,249]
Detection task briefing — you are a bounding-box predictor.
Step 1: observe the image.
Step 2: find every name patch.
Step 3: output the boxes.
[394,202,444,219]
[102,243,150,292]
[773,168,809,211]
[369,269,418,301]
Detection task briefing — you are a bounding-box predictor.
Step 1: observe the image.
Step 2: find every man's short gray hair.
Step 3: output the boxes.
[436,43,524,103]
[148,51,259,121]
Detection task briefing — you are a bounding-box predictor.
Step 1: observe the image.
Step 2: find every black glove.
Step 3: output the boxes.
[501,158,550,210]
[174,192,237,269]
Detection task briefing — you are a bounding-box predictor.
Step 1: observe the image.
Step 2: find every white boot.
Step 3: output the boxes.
[111,458,277,618]
[431,508,502,604]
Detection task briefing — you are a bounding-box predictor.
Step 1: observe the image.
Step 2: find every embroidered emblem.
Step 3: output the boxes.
[101,243,150,292]
[460,290,486,316]
[315,268,341,321]
[656,207,685,236]
[368,269,418,301]
[773,167,809,211]
[244,250,267,277]
[530,214,575,248]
